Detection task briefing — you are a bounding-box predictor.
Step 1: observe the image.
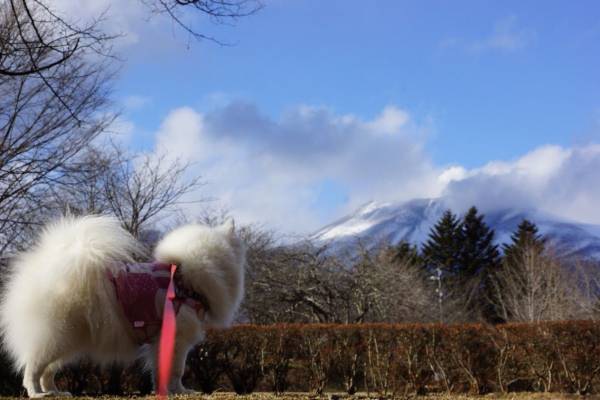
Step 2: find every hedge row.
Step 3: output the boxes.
[2,321,600,396]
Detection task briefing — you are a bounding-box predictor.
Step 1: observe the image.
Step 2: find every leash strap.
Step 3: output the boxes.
[157,264,178,398]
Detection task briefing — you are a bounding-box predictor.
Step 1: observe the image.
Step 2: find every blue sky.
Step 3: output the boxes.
[118,0,600,164]
[55,0,600,233]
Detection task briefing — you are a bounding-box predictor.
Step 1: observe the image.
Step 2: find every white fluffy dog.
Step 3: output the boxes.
[0,215,245,397]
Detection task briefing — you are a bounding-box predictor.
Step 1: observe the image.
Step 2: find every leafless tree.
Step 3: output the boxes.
[0,0,249,245]
[51,144,204,238]
[490,246,599,322]
[343,244,434,323]
[49,146,116,216]
[573,259,600,319]
[0,1,112,77]
[0,0,115,124]
[241,234,344,324]
[2,0,263,76]
[240,236,435,324]
[102,149,204,238]
[2,0,261,113]
[0,3,114,259]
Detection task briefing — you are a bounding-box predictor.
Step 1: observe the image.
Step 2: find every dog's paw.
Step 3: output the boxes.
[170,387,198,395]
[29,392,72,398]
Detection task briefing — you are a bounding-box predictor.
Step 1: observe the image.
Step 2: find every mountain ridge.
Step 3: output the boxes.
[312,198,600,259]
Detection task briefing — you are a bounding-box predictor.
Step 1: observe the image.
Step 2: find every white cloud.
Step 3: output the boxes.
[147,99,600,232]
[438,165,468,185]
[442,16,535,53]
[443,144,600,224]
[148,102,600,233]
[366,106,411,135]
[154,107,206,163]
[151,103,440,233]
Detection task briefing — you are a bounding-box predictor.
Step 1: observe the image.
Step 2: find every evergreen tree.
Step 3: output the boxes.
[457,206,501,321]
[458,206,501,278]
[422,210,462,276]
[392,241,423,267]
[502,219,545,263]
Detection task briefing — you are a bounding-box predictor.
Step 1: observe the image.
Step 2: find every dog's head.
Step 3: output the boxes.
[153,219,245,328]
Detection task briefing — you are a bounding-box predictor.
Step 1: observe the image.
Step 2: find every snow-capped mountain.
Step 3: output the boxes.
[312,198,600,259]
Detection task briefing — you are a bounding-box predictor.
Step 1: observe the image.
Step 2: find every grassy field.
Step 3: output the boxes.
[0,393,594,400]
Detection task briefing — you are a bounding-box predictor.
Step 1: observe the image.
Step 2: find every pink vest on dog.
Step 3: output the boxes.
[108,262,205,344]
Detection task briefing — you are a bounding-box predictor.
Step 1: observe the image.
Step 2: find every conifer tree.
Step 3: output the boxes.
[422,210,463,322]
[392,241,423,267]
[458,206,501,278]
[422,210,462,276]
[457,206,501,321]
[502,219,545,263]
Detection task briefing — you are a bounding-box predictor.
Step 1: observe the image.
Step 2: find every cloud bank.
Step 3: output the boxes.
[151,103,441,232]
[443,145,600,224]
[146,101,600,233]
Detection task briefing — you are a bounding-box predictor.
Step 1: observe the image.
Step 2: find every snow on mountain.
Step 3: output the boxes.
[312,198,600,259]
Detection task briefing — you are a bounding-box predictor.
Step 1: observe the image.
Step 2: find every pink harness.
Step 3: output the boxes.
[107,262,205,344]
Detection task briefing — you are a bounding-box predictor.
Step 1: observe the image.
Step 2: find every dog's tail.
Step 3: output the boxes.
[0,215,142,370]
[154,220,245,328]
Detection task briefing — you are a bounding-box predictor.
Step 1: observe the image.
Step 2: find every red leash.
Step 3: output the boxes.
[157,264,178,398]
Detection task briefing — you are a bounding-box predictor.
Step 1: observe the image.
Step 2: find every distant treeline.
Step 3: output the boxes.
[240,206,600,326]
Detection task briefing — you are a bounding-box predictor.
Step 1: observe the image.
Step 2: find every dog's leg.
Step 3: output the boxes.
[167,344,195,394]
[40,362,72,397]
[148,341,196,394]
[23,362,43,398]
[39,363,58,392]
[23,342,72,398]
[24,358,63,398]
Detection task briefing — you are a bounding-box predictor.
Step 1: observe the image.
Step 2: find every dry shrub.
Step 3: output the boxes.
[261,324,301,394]
[330,326,365,395]
[2,321,600,395]
[534,321,600,394]
[185,340,228,393]
[220,325,266,394]
[394,325,435,395]
[504,323,558,392]
[299,325,336,395]
[440,325,498,394]
[363,326,397,397]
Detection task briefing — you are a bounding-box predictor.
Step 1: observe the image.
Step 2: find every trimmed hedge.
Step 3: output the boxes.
[1,321,600,395]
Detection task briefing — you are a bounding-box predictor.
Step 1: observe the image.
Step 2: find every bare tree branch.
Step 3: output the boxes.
[100,147,205,238]
[0,9,114,259]
[141,0,263,45]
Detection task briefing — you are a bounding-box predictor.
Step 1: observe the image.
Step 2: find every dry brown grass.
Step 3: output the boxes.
[180,394,590,400]
[0,393,593,400]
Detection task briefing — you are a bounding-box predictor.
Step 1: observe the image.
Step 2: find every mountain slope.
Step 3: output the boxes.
[312,198,600,259]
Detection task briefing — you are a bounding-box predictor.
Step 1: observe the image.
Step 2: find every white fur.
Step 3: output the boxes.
[154,219,245,328]
[0,215,245,397]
